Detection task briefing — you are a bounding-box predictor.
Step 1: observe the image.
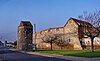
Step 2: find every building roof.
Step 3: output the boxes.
[64,18,93,27]
[19,21,33,27]
[72,18,92,27]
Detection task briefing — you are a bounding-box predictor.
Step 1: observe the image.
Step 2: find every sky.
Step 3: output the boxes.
[0,0,100,42]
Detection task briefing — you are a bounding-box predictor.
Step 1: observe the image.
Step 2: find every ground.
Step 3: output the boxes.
[0,47,100,61]
[0,47,69,61]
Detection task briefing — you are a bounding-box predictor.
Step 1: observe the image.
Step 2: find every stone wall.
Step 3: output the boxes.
[33,18,100,50]
[63,18,82,50]
[33,27,64,49]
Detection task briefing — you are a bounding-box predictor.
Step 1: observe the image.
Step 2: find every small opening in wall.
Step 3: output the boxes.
[69,39,70,42]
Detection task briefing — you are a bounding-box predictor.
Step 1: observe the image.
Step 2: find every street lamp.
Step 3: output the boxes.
[33,24,37,50]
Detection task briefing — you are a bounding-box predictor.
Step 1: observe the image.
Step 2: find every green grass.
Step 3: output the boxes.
[33,50,100,58]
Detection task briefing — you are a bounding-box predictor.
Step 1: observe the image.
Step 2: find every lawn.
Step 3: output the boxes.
[33,50,100,58]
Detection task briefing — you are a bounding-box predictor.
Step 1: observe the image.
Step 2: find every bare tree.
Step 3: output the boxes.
[86,27,99,52]
[41,33,57,50]
[41,33,70,50]
[78,10,100,52]
[41,29,82,50]
[54,31,78,50]
[78,10,100,26]
[54,33,70,50]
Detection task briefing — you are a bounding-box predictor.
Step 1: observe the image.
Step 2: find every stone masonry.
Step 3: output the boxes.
[17,21,33,50]
[33,18,100,50]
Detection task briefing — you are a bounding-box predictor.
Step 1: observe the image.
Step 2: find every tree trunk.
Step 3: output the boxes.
[61,46,63,50]
[91,37,94,52]
[50,41,52,50]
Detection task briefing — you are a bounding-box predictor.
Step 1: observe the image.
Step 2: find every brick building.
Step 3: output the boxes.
[17,21,33,50]
[33,18,100,50]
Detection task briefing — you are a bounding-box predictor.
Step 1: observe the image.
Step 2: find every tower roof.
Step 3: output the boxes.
[19,21,33,27]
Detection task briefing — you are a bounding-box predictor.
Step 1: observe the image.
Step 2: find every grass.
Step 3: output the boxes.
[33,50,100,58]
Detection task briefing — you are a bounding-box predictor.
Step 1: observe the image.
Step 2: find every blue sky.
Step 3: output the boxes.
[0,0,100,42]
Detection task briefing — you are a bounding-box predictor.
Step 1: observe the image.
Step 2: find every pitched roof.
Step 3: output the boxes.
[64,18,93,27]
[72,18,92,27]
[19,21,33,27]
